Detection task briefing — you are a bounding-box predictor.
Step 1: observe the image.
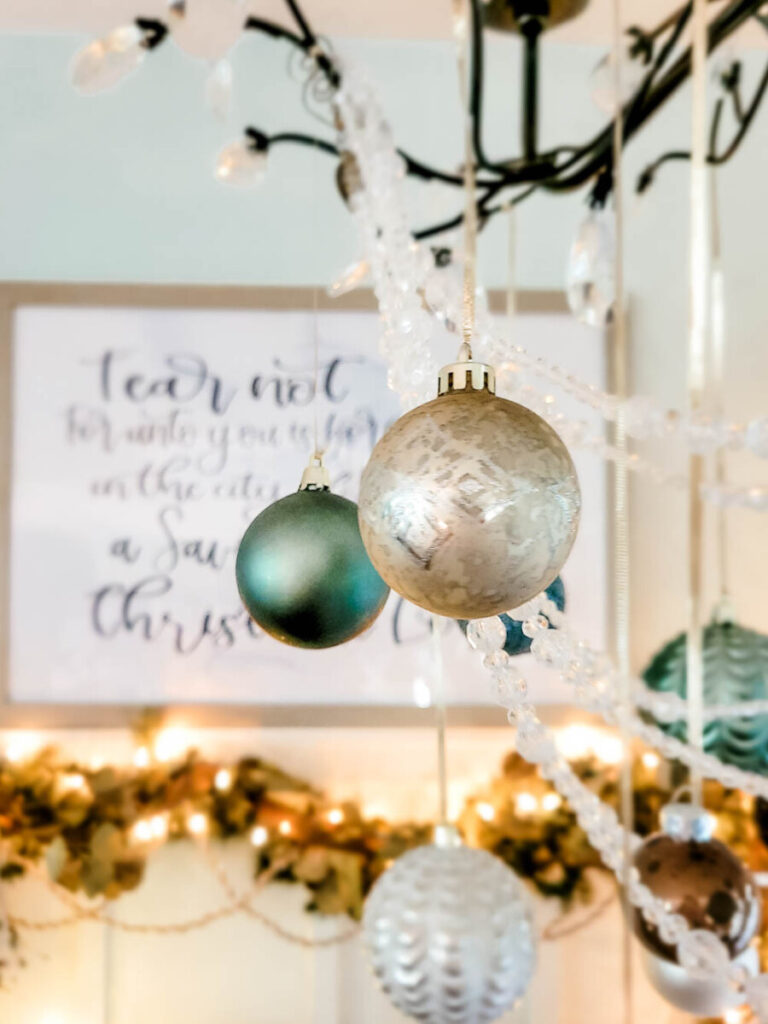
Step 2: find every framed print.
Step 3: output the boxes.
[0,283,607,724]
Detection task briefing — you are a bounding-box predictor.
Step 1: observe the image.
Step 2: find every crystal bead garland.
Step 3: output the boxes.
[526,594,768,802]
[462,616,768,1017]
[332,62,768,511]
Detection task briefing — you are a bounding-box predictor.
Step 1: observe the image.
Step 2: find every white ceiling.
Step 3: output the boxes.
[0,0,766,47]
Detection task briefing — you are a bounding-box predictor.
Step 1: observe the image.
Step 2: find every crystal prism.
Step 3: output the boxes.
[565,209,615,327]
[206,58,233,120]
[590,47,647,114]
[70,25,145,95]
[327,259,370,298]
[214,140,267,187]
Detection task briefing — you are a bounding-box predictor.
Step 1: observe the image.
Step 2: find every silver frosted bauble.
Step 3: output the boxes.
[363,836,536,1024]
[358,353,580,618]
[641,944,759,1017]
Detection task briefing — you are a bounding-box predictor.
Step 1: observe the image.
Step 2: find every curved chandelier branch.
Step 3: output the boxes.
[127,0,766,240]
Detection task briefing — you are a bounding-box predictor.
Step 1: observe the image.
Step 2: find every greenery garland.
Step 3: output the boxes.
[0,729,767,976]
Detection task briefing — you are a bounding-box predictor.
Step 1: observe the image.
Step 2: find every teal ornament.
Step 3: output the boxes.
[457,576,566,656]
[643,602,768,774]
[236,457,390,649]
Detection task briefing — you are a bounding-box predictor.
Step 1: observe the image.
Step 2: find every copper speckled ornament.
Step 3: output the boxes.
[358,353,580,619]
[633,803,761,963]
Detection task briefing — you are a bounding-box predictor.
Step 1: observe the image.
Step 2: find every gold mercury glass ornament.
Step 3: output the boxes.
[357,344,581,619]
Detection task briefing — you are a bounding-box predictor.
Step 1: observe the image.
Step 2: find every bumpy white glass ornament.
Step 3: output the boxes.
[358,348,580,619]
[565,209,615,327]
[215,139,267,187]
[363,834,536,1024]
[168,0,245,59]
[70,25,146,94]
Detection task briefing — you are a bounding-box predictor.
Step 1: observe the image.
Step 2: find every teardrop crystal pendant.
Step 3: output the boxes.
[206,58,233,120]
[70,24,146,94]
[590,46,647,114]
[565,208,615,327]
[215,139,267,187]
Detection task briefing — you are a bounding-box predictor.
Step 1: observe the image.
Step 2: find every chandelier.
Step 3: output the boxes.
[72,0,768,242]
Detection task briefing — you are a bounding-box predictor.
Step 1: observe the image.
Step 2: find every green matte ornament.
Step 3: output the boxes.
[236,455,390,649]
[643,600,768,774]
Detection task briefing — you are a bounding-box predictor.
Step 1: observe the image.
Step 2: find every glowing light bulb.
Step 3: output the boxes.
[515,793,538,815]
[641,751,660,770]
[58,773,87,794]
[133,746,150,769]
[5,732,42,763]
[250,825,269,847]
[187,812,208,837]
[555,724,592,761]
[278,819,292,836]
[595,735,624,765]
[542,793,562,812]
[326,808,344,826]
[476,801,495,822]
[150,814,169,840]
[154,727,190,763]
[70,24,146,95]
[131,819,154,844]
[215,139,267,188]
[214,768,233,792]
[565,208,615,328]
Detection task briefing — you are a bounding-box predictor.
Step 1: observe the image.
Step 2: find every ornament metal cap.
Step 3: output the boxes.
[299,452,331,491]
[437,340,496,397]
[659,801,716,842]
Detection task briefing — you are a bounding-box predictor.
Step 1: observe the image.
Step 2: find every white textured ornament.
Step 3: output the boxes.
[363,841,536,1024]
[358,357,580,618]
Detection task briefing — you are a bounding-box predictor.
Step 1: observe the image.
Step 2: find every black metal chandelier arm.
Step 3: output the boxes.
[249,125,502,189]
[635,51,768,189]
[539,0,761,195]
[135,17,169,49]
[412,180,503,241]
[244,12,341,88]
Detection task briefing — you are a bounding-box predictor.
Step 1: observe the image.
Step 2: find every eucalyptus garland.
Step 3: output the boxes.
[1,735,765,933]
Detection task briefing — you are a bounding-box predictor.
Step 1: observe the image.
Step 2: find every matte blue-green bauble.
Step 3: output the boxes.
[457,576,566,656]
[643,616,768,774]
[236,489,390,649]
